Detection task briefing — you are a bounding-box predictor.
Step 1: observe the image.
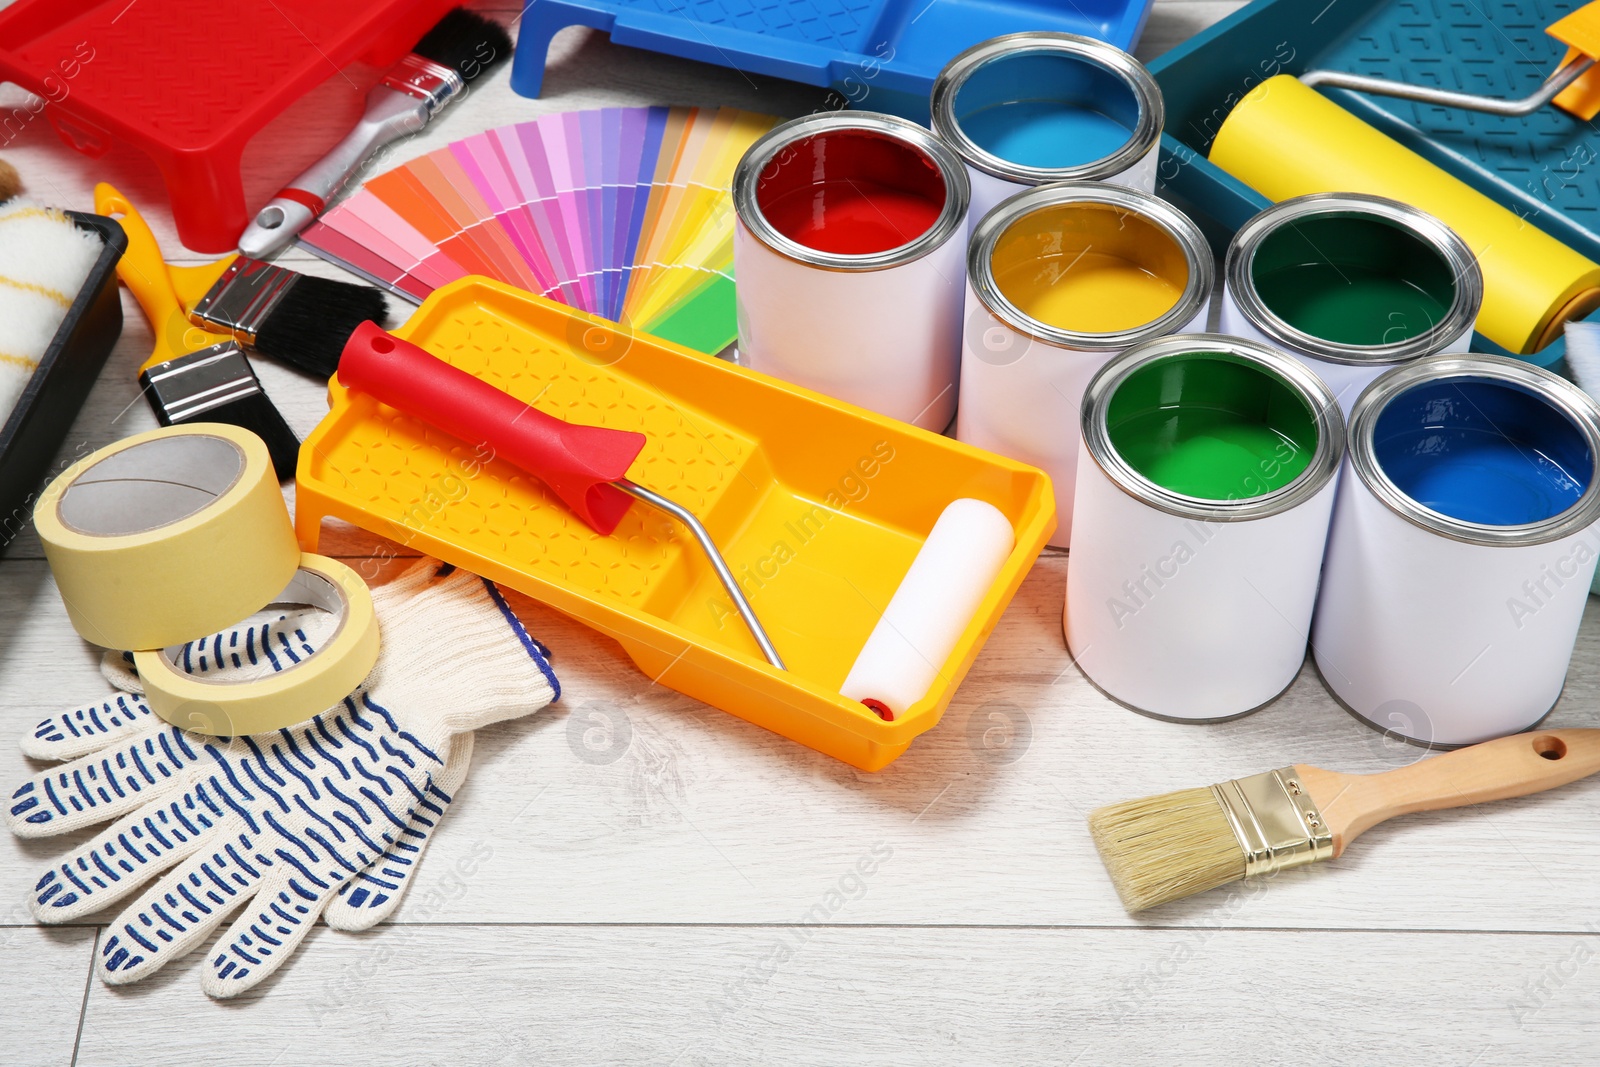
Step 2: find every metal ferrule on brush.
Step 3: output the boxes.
[381,53,465,114]
[1210,768,1334,878]
[140,342,265,423]
[189,258,297,346]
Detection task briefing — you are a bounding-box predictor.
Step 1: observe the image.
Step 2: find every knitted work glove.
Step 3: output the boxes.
[8,559,557,998]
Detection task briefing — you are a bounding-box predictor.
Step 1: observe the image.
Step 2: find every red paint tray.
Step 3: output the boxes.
[0,0,458,251]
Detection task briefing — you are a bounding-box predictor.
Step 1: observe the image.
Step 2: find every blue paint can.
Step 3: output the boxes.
[1313,354,1600,747]
[930,33,1163,226]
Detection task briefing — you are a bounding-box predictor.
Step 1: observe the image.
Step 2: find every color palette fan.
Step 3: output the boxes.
[299,106,779,354]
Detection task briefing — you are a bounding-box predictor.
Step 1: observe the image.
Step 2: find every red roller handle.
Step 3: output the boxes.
[338,321,646,535]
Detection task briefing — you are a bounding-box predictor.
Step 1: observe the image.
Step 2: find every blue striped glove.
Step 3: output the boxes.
[7,559,558,998]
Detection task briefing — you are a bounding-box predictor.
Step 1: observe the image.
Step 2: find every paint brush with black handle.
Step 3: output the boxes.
[97,182,392,478]
[237,8,512,259]
[183,254,387,379]
[95,184,300,479]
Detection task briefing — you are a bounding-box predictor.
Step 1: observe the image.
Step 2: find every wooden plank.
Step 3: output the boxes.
[8,557,1600,933]
[12,0,1599,1058]
[0,925,96,1066]
[72,925,1600,1066]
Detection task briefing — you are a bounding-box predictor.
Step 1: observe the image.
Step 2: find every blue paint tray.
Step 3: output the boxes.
[1148,0,1600,369]
[511,0,1154,120]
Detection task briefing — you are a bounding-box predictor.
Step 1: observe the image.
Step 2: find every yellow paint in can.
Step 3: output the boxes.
[990,201,1188,334]
[1209,75,1600,355]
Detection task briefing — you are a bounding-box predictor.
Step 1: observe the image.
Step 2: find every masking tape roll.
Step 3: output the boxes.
[1209,75,1600,355]
[134,554,380,736]
[33,424,302,650]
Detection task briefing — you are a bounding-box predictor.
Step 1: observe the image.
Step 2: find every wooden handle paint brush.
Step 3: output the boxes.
[1089,728,1600,912]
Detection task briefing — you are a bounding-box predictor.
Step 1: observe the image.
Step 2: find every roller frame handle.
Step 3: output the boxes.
[339,322,646,534]
[1297,727,1600,855]
[238,79,449,259]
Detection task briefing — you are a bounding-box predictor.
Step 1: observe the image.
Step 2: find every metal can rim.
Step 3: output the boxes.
[929,32,1163,187]
[1348,354,1600,547]
[1081,332,1346,522]
[968,183,1214,351]
[1225,193,1484,366]
[731,111,971,273]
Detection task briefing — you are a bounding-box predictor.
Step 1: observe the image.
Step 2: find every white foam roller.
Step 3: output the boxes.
[840,498,1016,718]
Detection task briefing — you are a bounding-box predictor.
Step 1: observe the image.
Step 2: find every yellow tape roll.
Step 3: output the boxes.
[1209,75,1600,355]
[134,554,380,735]
[33,423,301,650]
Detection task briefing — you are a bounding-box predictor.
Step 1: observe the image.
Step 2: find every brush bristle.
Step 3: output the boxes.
[209,394,300,480]
[1088,786,1246,913]
[141,345,301,480]
[411,8,513,78]
[252,276,388,378]
[155,391,300,481]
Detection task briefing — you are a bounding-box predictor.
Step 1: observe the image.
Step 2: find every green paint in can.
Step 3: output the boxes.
[1106,352,1318,501]
[1249,214,1455,347]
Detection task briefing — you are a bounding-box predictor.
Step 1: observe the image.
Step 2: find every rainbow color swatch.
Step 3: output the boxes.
[299,106,779,354]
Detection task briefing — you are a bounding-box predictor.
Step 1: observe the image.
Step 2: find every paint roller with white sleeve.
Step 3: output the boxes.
[841,499,1016,719]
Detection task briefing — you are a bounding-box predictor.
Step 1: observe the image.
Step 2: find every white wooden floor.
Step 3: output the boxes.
[5,2,1600,1064]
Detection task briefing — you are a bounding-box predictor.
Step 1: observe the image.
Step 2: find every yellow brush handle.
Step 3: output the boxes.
[1209,76,1600,354]
[92,183,229,370]
[168,256,236,310]
[1297,728,1600,855]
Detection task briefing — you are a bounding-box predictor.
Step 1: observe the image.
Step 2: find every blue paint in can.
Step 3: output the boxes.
[1372,378,1594,526]
[952,53,1139,170]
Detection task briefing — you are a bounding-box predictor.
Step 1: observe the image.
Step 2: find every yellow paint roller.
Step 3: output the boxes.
[1208,75,1600,354]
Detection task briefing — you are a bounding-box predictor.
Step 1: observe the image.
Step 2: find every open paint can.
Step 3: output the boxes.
[931,32,1163,225]
[1313,355,1600,747]
[957,183,1212,547]
[1066,334,1344,721]
[733,112,970,431]
[1222,193,1482,415]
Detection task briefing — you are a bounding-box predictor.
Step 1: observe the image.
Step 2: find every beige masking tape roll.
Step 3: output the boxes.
[33,423,302,650]
[134,554,381,736]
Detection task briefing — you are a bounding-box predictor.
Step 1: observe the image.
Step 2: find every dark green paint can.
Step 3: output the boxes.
[1222,193,1482,415]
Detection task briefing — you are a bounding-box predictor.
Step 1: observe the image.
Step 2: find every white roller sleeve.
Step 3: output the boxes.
[0,200,104,427]
[840,499,1015,717]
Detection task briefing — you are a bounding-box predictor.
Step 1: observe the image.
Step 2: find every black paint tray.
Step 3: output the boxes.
[0,209,126,556]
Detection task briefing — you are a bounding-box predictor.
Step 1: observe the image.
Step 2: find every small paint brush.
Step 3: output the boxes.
[237,8,513,259]
[137,342,300,477]
[97,190,388,380]
[94,183,301,479]
[1088,728,1600,913]
[187,256,387,378]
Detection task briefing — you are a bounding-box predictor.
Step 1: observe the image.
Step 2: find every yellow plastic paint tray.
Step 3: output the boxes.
[295,277,1056,769]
